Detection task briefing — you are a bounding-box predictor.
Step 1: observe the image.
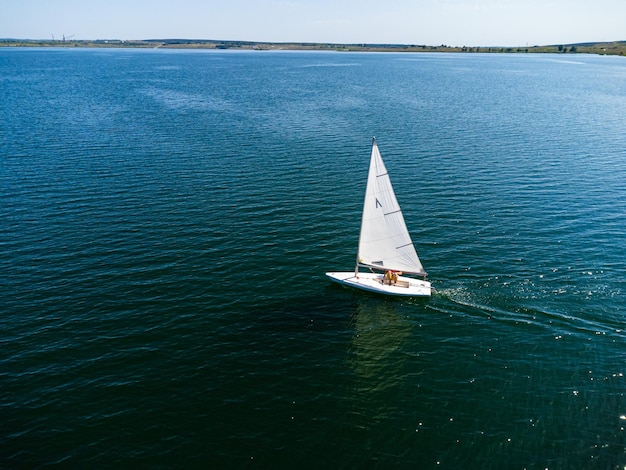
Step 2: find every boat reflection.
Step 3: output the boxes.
[348,298,414,414]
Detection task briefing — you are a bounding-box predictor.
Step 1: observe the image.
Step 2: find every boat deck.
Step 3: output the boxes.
[325,271,431,297]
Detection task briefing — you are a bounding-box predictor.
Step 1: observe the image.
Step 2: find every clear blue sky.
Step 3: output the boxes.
[2,0,624,46]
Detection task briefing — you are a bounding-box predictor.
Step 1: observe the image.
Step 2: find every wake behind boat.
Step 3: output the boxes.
[326,138,431,297]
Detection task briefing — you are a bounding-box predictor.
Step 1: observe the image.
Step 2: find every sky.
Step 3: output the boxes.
[2,0,625,47]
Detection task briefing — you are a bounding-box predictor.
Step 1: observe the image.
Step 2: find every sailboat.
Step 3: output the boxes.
[326,138,431,297]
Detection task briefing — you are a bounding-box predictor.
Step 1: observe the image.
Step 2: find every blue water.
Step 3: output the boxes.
[1,48,625,468]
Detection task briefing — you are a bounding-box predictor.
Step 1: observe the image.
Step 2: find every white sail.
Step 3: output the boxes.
[357,138,426,275]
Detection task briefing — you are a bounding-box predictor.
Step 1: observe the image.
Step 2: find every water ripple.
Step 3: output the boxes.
[1,49,625,468]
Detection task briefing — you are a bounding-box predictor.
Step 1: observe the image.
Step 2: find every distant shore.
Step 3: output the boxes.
[1,38,625,56]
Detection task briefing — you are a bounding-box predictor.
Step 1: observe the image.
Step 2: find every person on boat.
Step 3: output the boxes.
[383,270,402,285]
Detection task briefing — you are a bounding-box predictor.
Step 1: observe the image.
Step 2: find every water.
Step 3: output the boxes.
[1,48,625,468]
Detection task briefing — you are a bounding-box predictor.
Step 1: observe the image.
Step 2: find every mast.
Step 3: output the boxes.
[355,137,377,277]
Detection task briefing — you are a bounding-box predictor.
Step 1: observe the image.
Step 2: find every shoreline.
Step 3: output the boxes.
[1,39,625,56]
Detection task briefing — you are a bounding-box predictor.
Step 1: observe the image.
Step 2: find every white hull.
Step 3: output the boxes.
[326,271,431,297]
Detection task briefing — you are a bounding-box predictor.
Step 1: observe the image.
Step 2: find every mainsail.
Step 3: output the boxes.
[357,138,426,275]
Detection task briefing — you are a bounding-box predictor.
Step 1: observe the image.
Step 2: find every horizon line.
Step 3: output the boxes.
[2,37,625,49]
